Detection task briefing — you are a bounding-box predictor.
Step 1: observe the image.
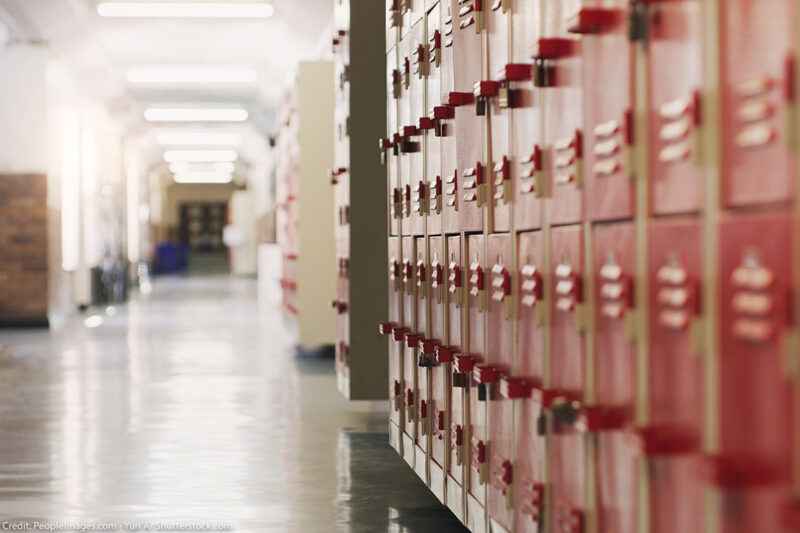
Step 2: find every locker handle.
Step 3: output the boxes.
[403,125,420,137]
[435,344,456,363]
[473,80,500,98]
[533,37,579,60]
[405,332,422,349]
[419,338,439,356]
[567,7,624,35]
[434,105,455,120]
[448,91,475,107]
[377,321,397,336]
[499,376,533,399]
[579,405,631,432]
[473,364,500,384]
[418,116,436,131]
[330,300,348,314]
[634,424,700,456]
[498,63,533,82]
[454,353,480,373]
[392,327,409,342]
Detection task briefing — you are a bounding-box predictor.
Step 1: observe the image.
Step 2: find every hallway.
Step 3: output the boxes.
[0,276,466,532]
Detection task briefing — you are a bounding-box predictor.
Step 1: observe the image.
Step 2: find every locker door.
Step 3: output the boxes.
[414,235,430,480]
[646,0,704,216]
[404,22,427,236]
[571,3,634,222]
[549,224,587,533]
[452,0,486,233]
[484,1,512,232]
[715,213,794,533]
[641,218,704,533]
[427,235,449,499]
[382,237,405,434]
[464,233,488,527]
[485,234,515,531]
[386,46,403,237]
[425,3,444,235]
[513,231,547,533]
[445,234,466,519]
[512,0,545,232]
[401,236,419,466]
[439,2,460,235]
[592,222,637,533]
[720,0,795,208]
[537,1,583,227]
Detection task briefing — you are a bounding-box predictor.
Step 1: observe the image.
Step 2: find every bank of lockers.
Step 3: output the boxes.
[376,1,800,532]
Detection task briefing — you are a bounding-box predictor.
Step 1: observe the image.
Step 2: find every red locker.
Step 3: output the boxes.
[426,235,448,500]
[536,2,583,227]
[714,213,794,533]
[641,218,705,533]
[452,0,486,233]
[571,3,634,222]
[402,23,427,236]
[592,222,637,533]
[645,0,704,216]
[385,46,403,237]
[444,234,466,519]
[439,2,460,235]
[381,237,406,434]
[425,2,444,235]
[463,233,488,530]
[483,1,512,232]
[548,224,588,533]
[484,234,515,531]
[719,0,795,209]
[414,235,430,481]
[513,231,547,533]
[401,235,419,467]
[512,1,545,232]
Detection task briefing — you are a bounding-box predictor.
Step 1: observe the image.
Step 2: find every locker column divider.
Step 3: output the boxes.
[702,0,722,531]
[792,0,800,501]
[423,6,432,491]
[632,13,651,533]
[582,220,597,533]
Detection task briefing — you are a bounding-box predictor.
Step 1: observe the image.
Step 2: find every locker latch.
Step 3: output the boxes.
[388,0,402,29]
[429,30,442,69]
[392,188,403,221]
[403,259,414,294]
[473,80,500,116]
[520,263,544,325]
[330,299,348,314]
[491,260,513,319]
[430,175,443,215]
[521,482,545,525]
[520,145,547,197]
[412,180,428,216]
[392,69,402,99]
[598,255,634,322]
[378,137,391,165]
[551,399,582,433]
[431,257,445,302]
[413,43,429,79]
[473,364,500,402]
[499,460,514,509]
[458,0,484,33]
[435,344,456,364]
[403,56,411,89]
[389,258,402,289]
[553,130,584,188]
[393,380,403,412]
[499,376,533,400]
[448,91,476,108]
[418,338,438,367]
[567,7,623,35]
[406,389,416,422]
[557,506,585,533]
[579,405,631,433]
[473,439,489,485]
[392,327,409,343]
[416,257,427,298]
[436,410,448,438]
[405,332,422,349]
[469,258,487,311]
[445,170,459,211]
[462,163,486,206]
[454,425,465,465]
[448,257,464,307]
[420,400,429,435]
[532,38,578,88]
[378,321,397,336]
[555,261,583,314]
[403,184,412,218]
[628,1,649,42]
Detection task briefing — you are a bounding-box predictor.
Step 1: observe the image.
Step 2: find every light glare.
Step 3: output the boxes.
[98,2,275,18]
[164,150,238,163]
[144,108,248,123]
[128,66,258,85]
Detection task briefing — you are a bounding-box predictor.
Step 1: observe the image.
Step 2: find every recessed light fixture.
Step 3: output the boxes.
[128,66,258,85]
[169,161,236,173]
[97,2,275,19]
[164,150,238,163]
[144,107,249,122]
[156,131,242,146]
[174,171,234,184]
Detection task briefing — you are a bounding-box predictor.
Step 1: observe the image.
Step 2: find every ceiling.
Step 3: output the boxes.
[0,0,334,135]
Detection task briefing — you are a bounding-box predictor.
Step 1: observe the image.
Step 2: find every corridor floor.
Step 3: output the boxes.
[0,275,467,532]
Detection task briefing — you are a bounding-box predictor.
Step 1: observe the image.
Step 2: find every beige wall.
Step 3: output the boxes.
[163,182,237,229]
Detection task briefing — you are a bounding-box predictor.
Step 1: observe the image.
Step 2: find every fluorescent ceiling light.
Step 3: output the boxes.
[128,66,258,84]
[164,150,238,163]
[169,161,236,173]
[157,131,242,146]
[145,107,248,122]
[98,2,274,19]
[174,171,234,184]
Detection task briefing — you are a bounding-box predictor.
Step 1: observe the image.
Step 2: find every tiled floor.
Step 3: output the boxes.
[0,275,467,532]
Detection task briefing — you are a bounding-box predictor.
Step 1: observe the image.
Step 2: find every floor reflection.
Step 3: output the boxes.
[0,275,465,532]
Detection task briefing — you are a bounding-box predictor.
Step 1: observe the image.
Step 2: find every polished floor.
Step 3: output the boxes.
[0,275,467,532]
